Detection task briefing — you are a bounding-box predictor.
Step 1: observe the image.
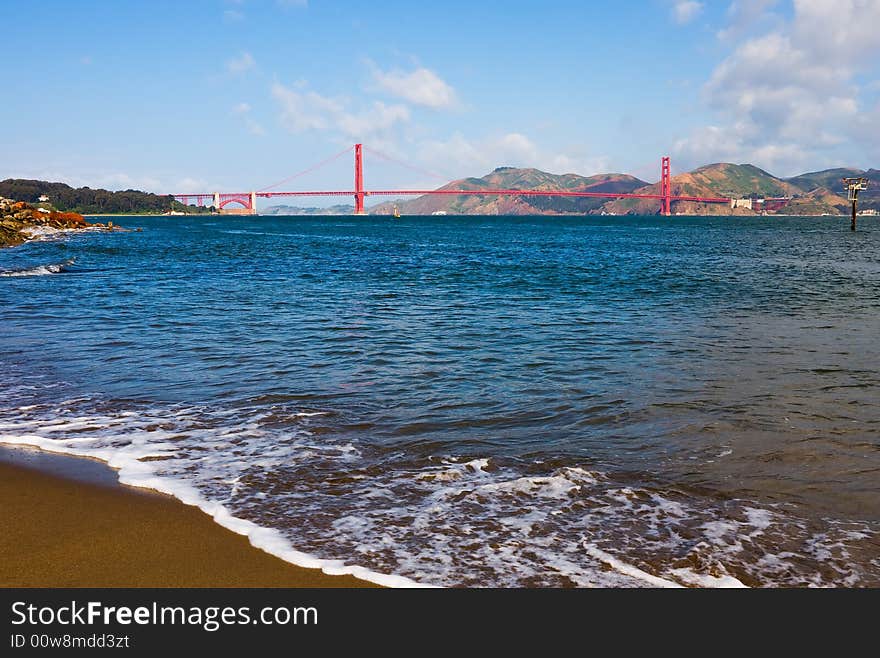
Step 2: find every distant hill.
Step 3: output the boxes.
[860,170,880,209]
[786,168,864,192]
[370,162,873,217]
[787,168,880,212]
[604,163,815,215]
[5,161,877,219]
[262,204,355,215]
[371,167,648,216]
[266,164,880,215]
[0,179,207,215]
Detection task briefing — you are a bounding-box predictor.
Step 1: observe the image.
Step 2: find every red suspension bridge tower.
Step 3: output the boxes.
[660,156,671,217]
[172,146,729,216]
[354,143,365,215]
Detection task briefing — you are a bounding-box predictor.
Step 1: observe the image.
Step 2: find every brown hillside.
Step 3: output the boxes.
[370,168,647,216]
[605,163,842,216]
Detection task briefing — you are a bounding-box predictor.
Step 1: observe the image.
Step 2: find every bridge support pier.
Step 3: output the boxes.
[213,192,220,210]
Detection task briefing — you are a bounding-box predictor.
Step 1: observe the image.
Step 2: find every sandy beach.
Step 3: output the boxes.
[0,448,375,588]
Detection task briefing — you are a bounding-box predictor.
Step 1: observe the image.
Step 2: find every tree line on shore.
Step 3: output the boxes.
[0,179,209,215]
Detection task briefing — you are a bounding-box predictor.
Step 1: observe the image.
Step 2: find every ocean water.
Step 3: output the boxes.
[1,214,878,587]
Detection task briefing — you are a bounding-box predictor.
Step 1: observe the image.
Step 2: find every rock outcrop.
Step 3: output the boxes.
[0,197,94,247]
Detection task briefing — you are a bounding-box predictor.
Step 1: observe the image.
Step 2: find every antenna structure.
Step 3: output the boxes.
[842,177,868,231]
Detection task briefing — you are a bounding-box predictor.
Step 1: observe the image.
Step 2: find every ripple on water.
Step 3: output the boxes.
[1,215,879,586]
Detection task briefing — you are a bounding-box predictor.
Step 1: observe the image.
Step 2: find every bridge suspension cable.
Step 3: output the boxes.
[361,145,452,183]
[173,143,730,215]
[257,144,354,192]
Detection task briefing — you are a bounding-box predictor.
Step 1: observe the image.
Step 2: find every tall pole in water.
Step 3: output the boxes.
[354,143,365,215]
[852,196,857,232]
[843,177,868,232]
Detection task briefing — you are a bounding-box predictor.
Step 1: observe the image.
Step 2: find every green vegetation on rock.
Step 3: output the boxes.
[0,179,210,215]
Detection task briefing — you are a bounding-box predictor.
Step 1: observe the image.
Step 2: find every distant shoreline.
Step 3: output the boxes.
[84,213,196,217]
[83,212,855,218]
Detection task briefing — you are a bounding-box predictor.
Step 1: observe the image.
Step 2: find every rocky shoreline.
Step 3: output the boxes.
[0,197,105,248]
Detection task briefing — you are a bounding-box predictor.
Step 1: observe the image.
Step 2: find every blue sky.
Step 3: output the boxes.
[2,0,878,203]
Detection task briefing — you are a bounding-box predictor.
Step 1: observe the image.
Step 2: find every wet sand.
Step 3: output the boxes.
[0,448,376,587]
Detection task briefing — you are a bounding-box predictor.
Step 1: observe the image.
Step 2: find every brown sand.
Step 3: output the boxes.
[0,455,376,588]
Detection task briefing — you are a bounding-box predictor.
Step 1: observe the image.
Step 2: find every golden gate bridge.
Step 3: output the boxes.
[171,144,730,216]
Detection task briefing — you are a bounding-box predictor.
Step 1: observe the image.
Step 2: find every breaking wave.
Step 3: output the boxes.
[0,258,76,277]
[1,387,877,588]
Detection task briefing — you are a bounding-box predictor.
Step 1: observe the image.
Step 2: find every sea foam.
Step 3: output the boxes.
[1,388,877,588]
[0,421,423,589]
[0,258,75,277]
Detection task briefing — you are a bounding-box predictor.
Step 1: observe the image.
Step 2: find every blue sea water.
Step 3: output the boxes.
[1,214,878,587]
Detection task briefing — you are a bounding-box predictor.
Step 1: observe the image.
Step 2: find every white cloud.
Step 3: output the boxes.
[270,66,601,180]
[5,165,226,195]
[793,0,879,55]
[673,1,704,24]
[418,132,609,177]
[230,102,266,136]
[370,65,458,109]
[417,134,483,173]
[271,83,343,132]
[717,0,779,41]
[548,152,612,176]
[852,101,880,158]
[175,177,210,193]
[673,124,812,172]
[271,82,409,142]
[244,118,266,136]
[223,9,244,22]
[496,133,539,161]
[227,52,255,75]
[89,172,164,192]
[336,102,410,138]
[675,0,880,174]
